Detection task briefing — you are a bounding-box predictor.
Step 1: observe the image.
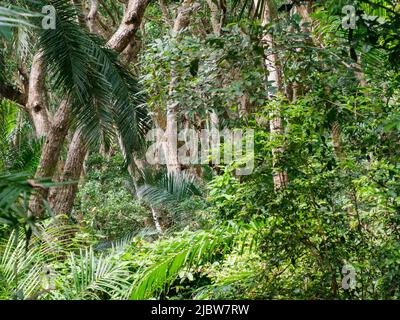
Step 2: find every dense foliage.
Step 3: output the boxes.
[0,0,400,300]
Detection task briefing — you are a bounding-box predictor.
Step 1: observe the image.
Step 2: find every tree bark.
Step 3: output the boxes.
[205,0,222,35]
[107,0,149,53]
[164,0,198,174]
[86,0,99,33]
[49,130,87,215]
[262,0,288,190]
[29,99,71,216]
[27,51,51,138]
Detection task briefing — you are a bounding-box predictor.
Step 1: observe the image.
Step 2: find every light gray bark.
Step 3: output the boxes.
[164,0,199,174]
[27,51,51,137]
[262,0,288,190]
[86,0,99,33]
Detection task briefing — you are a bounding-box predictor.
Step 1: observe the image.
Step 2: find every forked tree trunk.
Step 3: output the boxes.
[107,0,149,53]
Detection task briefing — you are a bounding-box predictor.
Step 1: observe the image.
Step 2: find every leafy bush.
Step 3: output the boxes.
[78,181,149,240]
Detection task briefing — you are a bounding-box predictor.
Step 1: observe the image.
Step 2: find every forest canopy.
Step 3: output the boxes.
[0,0,400,300]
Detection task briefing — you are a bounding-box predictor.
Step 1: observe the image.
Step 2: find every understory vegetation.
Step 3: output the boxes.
[1,0,400,300]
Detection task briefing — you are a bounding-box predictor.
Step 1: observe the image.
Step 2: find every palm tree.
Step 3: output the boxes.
[1,0,151,217]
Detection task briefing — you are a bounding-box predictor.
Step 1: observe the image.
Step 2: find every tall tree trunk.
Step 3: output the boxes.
[205,0,222,35]
[49,130,87,215]
[27,51,51,137]
[164,0,198,174]
[262,0,288,190]
[29,99,71,216]
[86,0,99,33]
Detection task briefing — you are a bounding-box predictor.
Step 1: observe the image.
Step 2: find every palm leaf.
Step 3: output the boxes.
[58,248,131,300]
[30,0,150,155]
[130,228,236,300]
[138,171,202,208]
[0,5,39,30]
[0,230,46,299]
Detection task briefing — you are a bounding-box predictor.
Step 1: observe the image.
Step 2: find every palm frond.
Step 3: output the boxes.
[57,248,131,300]
[130,227,237,300]
[0,171,59,231]
[75,35,151,157]
[138,171,202,208]
[27,0,150,155]
[0,5,39,31]
[0,171,32,209]
[0,230,46,299]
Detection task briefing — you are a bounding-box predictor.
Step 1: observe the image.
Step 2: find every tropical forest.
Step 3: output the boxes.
[0,0,400,301]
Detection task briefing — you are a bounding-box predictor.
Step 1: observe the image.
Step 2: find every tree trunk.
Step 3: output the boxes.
[27,51,51,138]
[49,130,87,215]
[34,100,70,177]
[29,99,71,217]
[164,0,198,174]
[262,0,288,190]
[107,0,149,53]
[86,0,99,33]
[205,0,222,35]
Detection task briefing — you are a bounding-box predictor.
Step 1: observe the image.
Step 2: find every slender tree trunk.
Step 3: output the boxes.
[164,0,198,174]
[205,0,222,35]
[27,51,51,137]
[49,130,87,215]
[86,0,99,33]
[29,99,71,216]
[262,0,288,190]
